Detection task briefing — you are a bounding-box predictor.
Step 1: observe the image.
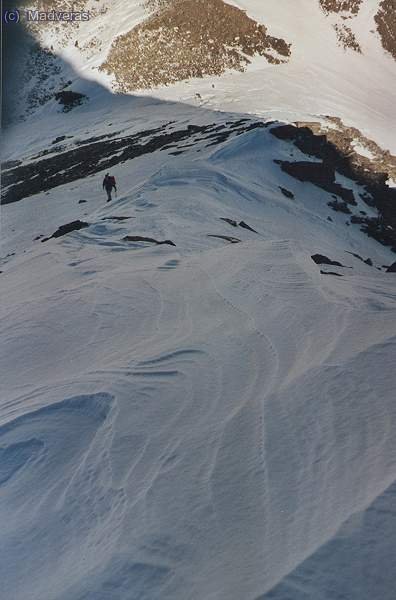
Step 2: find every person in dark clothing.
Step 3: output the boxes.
[103,173,117,202]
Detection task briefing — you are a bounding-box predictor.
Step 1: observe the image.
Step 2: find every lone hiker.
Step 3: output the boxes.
[103,173,117,202]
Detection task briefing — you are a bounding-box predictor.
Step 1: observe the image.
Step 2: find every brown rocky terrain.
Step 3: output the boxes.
[375,0,396,60]
[271,118,396,250]
[333,23,361,52]
[100,0,291,91]
[319,0,363,15]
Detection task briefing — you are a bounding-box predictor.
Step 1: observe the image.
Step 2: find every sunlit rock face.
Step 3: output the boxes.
[100,0,291,91]
[375,0,396,61]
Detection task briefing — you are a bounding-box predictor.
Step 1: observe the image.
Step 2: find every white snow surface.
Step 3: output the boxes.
[1,89,396,599]
[1,2,396,597]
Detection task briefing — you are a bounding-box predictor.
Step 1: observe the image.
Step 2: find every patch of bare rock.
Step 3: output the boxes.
[319,0,363,15]
[101,0,291,91]
[333,23,362,52]
[271,118,396,250]
[375,0,396,61]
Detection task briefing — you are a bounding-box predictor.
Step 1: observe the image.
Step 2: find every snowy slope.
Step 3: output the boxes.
[1,2,396,599]
[2,106,396,598]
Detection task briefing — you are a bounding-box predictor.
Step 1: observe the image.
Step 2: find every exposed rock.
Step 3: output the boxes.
[54,90,87,112]
[123,236,176,246]
[360,218,396,247]
[312,254,345,267]
[320,270,343,276]
[78,199,87,204]
[319,0,363,14]
[271,120,396,249]
[42,220,89,242]
[346,253,374,270]
[279,187,295,199]
[220,219,257,233]
[239,221,258,233]
[375,0,396,61]
[271,119,396,188]
[1,119,265,205]
[328,200,352,214]
[277,160,356,204]
[100,0,291,91]
[221,218,238,228]
[346,251,363,261]
[1,160,21,170]
[208,234,241,244]
[350,215,365,223]
[386,262,396,272]
[333,24,362,53]
[101,216,133,221]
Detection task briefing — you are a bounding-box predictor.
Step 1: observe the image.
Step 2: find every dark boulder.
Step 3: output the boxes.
[320,270,343,277]
[221,218,238,227]
[277,160,356,205]
[312,254,344,267]
[55,90,87,112]
[239,221,258,233]
[350,215,366,224]
[279,187,294,199]
[208,234,241,244]
[42,220,89,242]
[123,236,176,246]
[386,262,396,273]
[328,200,351,214]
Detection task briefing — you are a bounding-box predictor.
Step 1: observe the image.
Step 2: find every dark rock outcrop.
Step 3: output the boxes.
[350,215,365,224]
[221,218,238,227]
[386,262,396,273]
[375,0,396,61]
[208,234,241,244]
[239,221,258,233]
[328,200,352,214]
[320,270,343,276]
[123,236,176,246]
[312,254,345,267]
[1,119,266,205]
[271,123,396,249]
[54,90,87,112]
[277,159,356,204]
[42,220,89,242]
[279,187,295,199]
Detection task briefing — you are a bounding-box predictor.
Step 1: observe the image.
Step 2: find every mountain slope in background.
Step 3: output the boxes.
[5,0,396,152]
[1,2,396,599]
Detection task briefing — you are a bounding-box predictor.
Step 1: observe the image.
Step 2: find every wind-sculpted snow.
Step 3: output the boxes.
[2,122,396,598]
[261,480,396,599]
